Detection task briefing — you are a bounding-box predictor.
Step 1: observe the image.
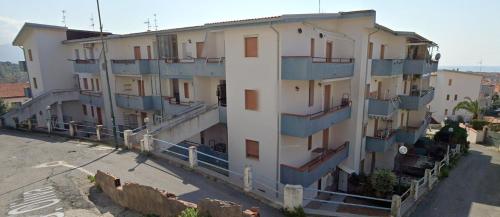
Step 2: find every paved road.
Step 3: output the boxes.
[0,129,282,216]
[411,144,500,217]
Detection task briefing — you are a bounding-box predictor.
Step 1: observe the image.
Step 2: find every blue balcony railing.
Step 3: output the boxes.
[368,97,400,116]
[280,142,349,187]
[73,59,100,74]
[403,59,439,75]
[115,94,154,110]
[79,91,104,107]
[281,105,351,137]
[111,59,155,75]
[366,131,398,152]
[399,88,435,110]
[159,58,225,79]
[282,57,354,80]
[397,116,430,145]
[371,59,404,76]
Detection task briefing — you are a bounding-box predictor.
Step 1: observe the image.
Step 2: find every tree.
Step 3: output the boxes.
[0,98,7,115]
[453,97,481,119]
[370,169,396,198]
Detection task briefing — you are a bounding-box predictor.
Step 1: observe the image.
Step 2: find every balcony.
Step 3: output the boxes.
[371,59,404,76]
[160,58,225,79]
[403,60,439,75]
[366,130,398,152]
[399,88,435,110]
[368,97,400,117]
[115,94,154,110]
[280,142,349,187]
[397,115,430,145]
[79,91,104,107]
[281,104,351,137]
[111,59,155,75]
[151,96,203,115]
[73,59,100,74]
[281,57,354,80]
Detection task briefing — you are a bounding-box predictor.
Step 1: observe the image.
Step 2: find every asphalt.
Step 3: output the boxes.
[410,144,500,217]
[0,129,283,217]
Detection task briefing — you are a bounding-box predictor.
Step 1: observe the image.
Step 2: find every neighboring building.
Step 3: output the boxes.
[2,10,439,200]
[0,83,30,108]
[429,70,483,122]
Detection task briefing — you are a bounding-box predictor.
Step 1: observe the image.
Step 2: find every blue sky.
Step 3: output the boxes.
[0,0,499,66]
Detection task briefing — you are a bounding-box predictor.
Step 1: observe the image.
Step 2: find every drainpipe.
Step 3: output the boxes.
[270,22,281,197]
[155,34,164,118]
[363,28,379,174]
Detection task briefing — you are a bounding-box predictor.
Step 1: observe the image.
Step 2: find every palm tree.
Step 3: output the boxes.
[453,97,480,119]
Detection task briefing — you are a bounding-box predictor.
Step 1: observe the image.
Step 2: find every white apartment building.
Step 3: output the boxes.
[2,10,439,198]
[430,70,483,122]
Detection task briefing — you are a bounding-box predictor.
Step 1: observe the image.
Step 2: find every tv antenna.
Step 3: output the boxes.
[61,10,67,27]
[154,13,158,31]
[90,14,95,30]
[144,18,151,31]
[318,0,321,13]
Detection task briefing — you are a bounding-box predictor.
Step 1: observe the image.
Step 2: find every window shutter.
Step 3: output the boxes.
[245,89,258,110]
[245,139,259,159]
[245,37,258,57]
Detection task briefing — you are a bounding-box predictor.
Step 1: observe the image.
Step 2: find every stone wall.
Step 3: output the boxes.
[95,170,259,217]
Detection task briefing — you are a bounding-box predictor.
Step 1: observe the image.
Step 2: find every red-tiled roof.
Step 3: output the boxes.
[0,83,29,98]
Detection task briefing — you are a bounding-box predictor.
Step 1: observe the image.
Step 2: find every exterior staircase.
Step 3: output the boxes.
[1,89,79,127]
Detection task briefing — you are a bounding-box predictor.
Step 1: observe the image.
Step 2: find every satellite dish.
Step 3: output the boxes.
[434,53,441,61]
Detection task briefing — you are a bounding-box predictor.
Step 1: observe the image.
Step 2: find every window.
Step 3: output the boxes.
[454,94,458,101]
[82,104,87,116]
[310,38,315,57]
[147,45,152,59]
[444,109,448,116]
[83,78,88,90]
[308,136,312,150]
[446,94,450,101]
[244,37,258,57]
[90,106,95,117]
[380,44,385,59]
[183,82,189,98]
[448,79,452,86]
[32,77,38,89]
[368,42,373,59]
[245,139,259,160]
[134,46,141,60]
[95,79,100,91]
[28,49,33,61]
[308,80,314,107]
[245,89,258,110]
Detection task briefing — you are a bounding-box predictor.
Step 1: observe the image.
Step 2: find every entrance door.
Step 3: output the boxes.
[196,42,205,58]
[137,80,145,96]
[322,129,329,149]
[377,81,382,99]
[324,85,331,111]
[96,107,103,125]
[172,79,180,103]
[326,42,333,62]
[134,46,141,60]
[317,178,322,195]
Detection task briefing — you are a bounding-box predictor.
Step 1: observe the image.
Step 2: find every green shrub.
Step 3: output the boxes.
[434,123,468,145]
[87,175,96,183]
[439,167,449,179]
[178,208,199,217]
[470,119,488,130]
[370,169,396,197]
[282,206,306,217]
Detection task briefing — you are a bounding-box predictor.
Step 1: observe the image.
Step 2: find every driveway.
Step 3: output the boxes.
[0,129,282,216]
[411,144,500,217]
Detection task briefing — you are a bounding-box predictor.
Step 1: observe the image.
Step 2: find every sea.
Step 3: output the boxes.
[440,66,500,73]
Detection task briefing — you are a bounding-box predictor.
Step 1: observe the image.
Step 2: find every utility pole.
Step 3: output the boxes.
[96,0,119,148]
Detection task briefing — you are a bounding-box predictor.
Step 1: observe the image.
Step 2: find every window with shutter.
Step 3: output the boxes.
[28,49,33,61]
[245,139,259,160]
[245,89,258,110]
[309,80,314,107]
[244,37,258,57]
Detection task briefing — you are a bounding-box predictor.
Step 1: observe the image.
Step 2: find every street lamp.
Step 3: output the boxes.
[398,145,408,193]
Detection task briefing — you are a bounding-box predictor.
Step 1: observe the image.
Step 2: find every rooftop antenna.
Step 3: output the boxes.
[318,0,321,13]
[154,13,158,31]
[90,14,95,30]
[144,18,151,31]
[61,10,67,27]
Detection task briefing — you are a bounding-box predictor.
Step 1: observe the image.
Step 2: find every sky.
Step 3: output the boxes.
[0,0,499,67]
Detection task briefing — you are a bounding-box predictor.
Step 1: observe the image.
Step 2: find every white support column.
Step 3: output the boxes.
[446,145,450,165]
[283,185,303,210]
[435,161,441,175]
[96,125,103,141]
[188,146,198,168]
[243,165,253,192]
[425,169,433,189]
[69,121,75,137]
[391,195,401,217]
[143,134,153,152]
[123,130,133,149]
[411,180,419,200]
